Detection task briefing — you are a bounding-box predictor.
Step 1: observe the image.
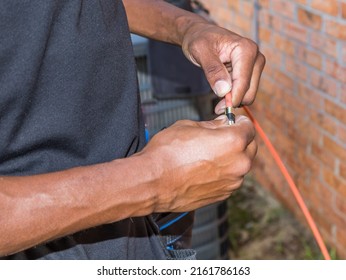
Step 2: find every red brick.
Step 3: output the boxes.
[227,0,239,12]
[314,179,334,203]
[259,0,269,9]
[300,183,320,207]
[283,106,296,124]
[218,13,234,29]
[325,99,346,122]
[342,3,346,19]
[259,76,275,93]
[323,204,346,238]
[296,118,322,146]
[273,70,295,90]
[323,136,346,162]
[241,0,254,18]
[337,228,346,254]
[310,71,338,98]
[262,13,284,31]
[265,107,283,130]
[341,84,346,105]
[297,8,322,30]
[282,91,306,116]
[295,0,307,4]
[340,162,346,180]
[285,58,308,81]
[233,13,252,34]
[323,167,346,196]
[259,27,271,43]
[273,33,295,55]
[287,127,307,150]
[299,148,321,175]
[329,208,346,236]
[283,20,308,43]
[325,19,346,40]
[338,126,346,146]
[297,47,322,70]
[335,195,346,218]
[311,142,336,167]
[261,45,282,67]
[298,83,323,110]
[311,0,339,16]
[325,59,346,84]
[310,32,338,58]
[310,110,337,135]
[271,0,295,19]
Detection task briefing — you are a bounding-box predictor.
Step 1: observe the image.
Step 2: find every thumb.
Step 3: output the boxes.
[197,115,229,129]
[199,53,232,98]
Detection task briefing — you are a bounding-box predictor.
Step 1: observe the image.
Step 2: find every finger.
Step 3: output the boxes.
[240,52,266,106]
[245,139,258,160]
[198,52,233,98]
[231,140,257,177]
[229,115,256,149]
[214,98,226,115]
[230,39,259,107]
[199,115,229,128]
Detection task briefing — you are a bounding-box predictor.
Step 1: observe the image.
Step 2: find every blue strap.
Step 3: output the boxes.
[159,212,189,231]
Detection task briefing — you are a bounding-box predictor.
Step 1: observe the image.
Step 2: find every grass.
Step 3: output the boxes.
[227,176,331,260]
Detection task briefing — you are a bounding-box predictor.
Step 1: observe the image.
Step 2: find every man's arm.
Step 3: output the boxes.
[0,154,158,256]
[1,116,256,256]
[123,0,265,107]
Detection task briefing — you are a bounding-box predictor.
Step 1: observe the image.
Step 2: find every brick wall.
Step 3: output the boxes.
[199,0,346,258]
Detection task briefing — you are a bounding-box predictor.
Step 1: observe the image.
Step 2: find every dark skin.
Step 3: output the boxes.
[0,0,265,256]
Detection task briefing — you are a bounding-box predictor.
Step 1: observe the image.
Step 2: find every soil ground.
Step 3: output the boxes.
[227,176,327,260]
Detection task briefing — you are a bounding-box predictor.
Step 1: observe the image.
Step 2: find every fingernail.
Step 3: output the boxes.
[213,80,231,97]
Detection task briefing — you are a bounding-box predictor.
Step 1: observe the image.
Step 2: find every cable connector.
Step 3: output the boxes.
[225,107,235,125]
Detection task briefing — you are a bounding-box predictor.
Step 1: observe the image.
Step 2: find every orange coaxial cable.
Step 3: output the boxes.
[243,106,331,260]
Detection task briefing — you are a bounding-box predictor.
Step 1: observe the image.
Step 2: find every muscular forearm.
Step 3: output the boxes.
[0,153,158,256]
[123,0,210,45]
[0,115,257,257]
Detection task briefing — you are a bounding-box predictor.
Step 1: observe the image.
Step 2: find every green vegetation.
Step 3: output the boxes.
[227,176,330,260]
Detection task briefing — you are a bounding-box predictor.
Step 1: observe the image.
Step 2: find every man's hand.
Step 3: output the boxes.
[139,115,257,212]
[181,23,265,107]
[124,0,265,108]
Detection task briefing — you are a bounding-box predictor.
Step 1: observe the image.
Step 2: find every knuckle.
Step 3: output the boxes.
[258,52,266,68]
[173,119,192,127]
[239,38,259,55]
[172,120,189,128]
[235,136,249,151]
[242,156,253,174]
[232,156,252,177]
[205,63,224,76]
[242,95,255,105]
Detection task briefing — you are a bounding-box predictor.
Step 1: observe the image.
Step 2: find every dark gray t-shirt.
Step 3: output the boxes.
[0,0,169,259]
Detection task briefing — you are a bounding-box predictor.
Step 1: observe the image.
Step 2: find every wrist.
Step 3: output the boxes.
[174,14,212,45]
[113,151,164,216]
